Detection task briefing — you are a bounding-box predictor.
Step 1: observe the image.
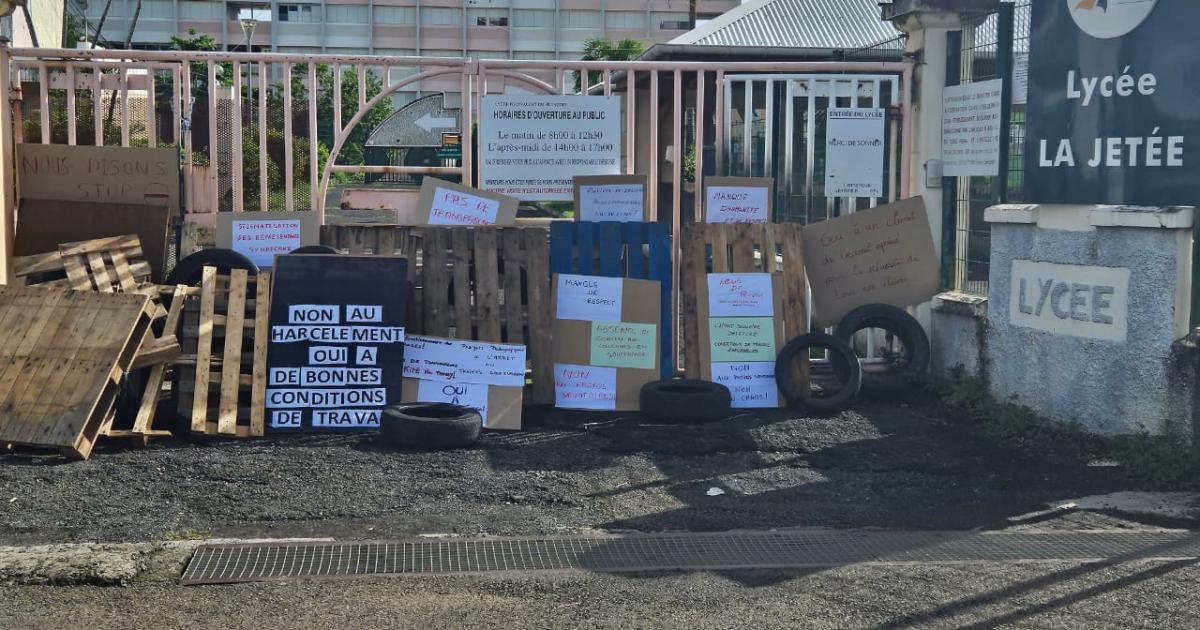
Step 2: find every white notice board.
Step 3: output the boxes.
[479,95,621,201]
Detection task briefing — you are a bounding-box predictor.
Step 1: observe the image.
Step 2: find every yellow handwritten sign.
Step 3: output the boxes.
[800,196,938,327]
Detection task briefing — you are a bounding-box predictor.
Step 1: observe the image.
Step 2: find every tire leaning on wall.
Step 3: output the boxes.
[832,304,930,396]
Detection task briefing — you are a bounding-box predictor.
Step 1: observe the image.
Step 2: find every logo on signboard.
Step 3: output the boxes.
[1069,0,1157,39]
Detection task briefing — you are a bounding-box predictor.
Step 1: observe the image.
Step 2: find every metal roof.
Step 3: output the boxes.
[669,0,901,49]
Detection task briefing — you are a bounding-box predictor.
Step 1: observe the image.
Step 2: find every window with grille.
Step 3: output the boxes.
[278,4,318,23]
[605,11,646,30]
[420,7,462,26]
[374,6,415,24]
[327,5,368,24]
[560,10,600,29]
[469,8,508,26]
[513,9,552,28]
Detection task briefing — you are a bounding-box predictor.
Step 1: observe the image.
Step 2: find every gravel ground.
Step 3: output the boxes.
[4,560,1200,629]
[0,396,1169,545]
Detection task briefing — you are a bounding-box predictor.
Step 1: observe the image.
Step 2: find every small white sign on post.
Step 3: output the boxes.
[1012,52,1029,106]
[942,79,1004,177]
[480,95,622,201]
[825,108,886,198]
[573,175,648,223]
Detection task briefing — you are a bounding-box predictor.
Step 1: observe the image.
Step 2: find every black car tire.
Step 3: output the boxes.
[832,304,930,396]
[289,245,341,255]
[639,379,733,424]
[166,248,258,287]
[380,403,482,450]
[775,332,862,413]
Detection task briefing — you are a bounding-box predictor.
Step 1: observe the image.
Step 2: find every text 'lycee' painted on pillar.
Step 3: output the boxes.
[1008,259,1130,342]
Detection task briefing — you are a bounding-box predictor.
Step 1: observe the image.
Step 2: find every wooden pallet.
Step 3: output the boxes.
[549,221,673,379]
[175,267,271,437]
[321,225,553,404]
[679,222,809,379]
[0,286,153,459]
[12,234,152,292]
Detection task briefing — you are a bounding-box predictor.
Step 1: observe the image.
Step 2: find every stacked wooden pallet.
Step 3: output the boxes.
[174,266,271,438]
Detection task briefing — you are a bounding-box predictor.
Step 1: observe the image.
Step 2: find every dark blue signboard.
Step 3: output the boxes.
[1025,0,1200,206]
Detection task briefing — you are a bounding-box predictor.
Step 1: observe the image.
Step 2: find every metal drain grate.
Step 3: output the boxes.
[181,530,1200,585]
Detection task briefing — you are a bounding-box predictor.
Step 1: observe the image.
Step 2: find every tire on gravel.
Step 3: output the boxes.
[166,248,258,287]
[289,245,341,255]
[380,403,482,450]
[639,379,732,424]
[775,332,862,413]
[832,304,930,396]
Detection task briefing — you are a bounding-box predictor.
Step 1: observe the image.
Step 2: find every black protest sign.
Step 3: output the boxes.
[1025,1,1199,206]
[266,254,407,430]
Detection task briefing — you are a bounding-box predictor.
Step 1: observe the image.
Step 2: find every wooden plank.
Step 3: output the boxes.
[549,222,575,275]
[132,285,188,434]
[474,229,502,342]
[647,223,674,378]
[129,336,181,369]
[348,226,367,255]
[32,293,112,447]
[623,223,646,279]
[57,234,142,257]
[0,291,78,445]
[72,304,153,455]
[501,229,525,346]
[681,222,707,379]
[577,222,594,275]
[422,229,450,337]
[710,224,730,273]
[762,223,779,274]
[249,271,271,437]
[13,250,65,277]
[191,266,217,433]
[731,224,756,273]
[0,290,71,432]
[85,252,114,292]
[110,250,138,292]
[449,227,473,339]
[524,228,553,404]
[597,223,622,277]
[376,227,397,257]
[217,269,249,435]
[778,225,809,393]
[62,255,93,291]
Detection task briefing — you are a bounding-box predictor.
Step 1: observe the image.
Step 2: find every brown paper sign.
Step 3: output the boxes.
[572,175,649,222]
[551,274,661,411]
[801,196,938,328]
[16,144,181,216]
[415,177,519,226]
[401,378,524,431]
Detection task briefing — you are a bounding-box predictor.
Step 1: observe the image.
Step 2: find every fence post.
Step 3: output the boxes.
[0,42,12,285]
[996,3,1015,204]
[940,30,963,291]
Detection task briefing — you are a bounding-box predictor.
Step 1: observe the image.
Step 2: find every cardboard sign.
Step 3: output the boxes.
[402,335,526,387]
[697,273,786,409]
[552,275,661,411]
[216,211,321,269]
[801,196,938,328]
[479,95,622,201]
[415,177,519,226]
[266,255,407,431]
[402,378,524,431]
[703,177,773,224]
[16,144,181,215]
[400,334,526,430]
[573,175,649,222]
[14,200,171,282]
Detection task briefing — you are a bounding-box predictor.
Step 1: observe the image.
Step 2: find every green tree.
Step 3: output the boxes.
[578,38,645,92]
[279,64,394,168]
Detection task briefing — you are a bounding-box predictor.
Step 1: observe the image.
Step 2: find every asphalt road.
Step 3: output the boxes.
[4,560,1199,629]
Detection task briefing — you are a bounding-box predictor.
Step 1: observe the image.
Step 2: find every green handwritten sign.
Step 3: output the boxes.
[590,321,656,369]
[709,317,776,362]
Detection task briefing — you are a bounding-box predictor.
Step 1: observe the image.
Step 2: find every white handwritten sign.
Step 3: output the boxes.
[429,186,501,225]
[231,219,302,268]
[555,274,623,322]
[578,184,645,222]
[707,273,774,318]
[705,185,771,224]
[402,335,526,387]
[553,363,617,410]
[825,108,885,198]
[711,361,778,408]
[416,379,491,425]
